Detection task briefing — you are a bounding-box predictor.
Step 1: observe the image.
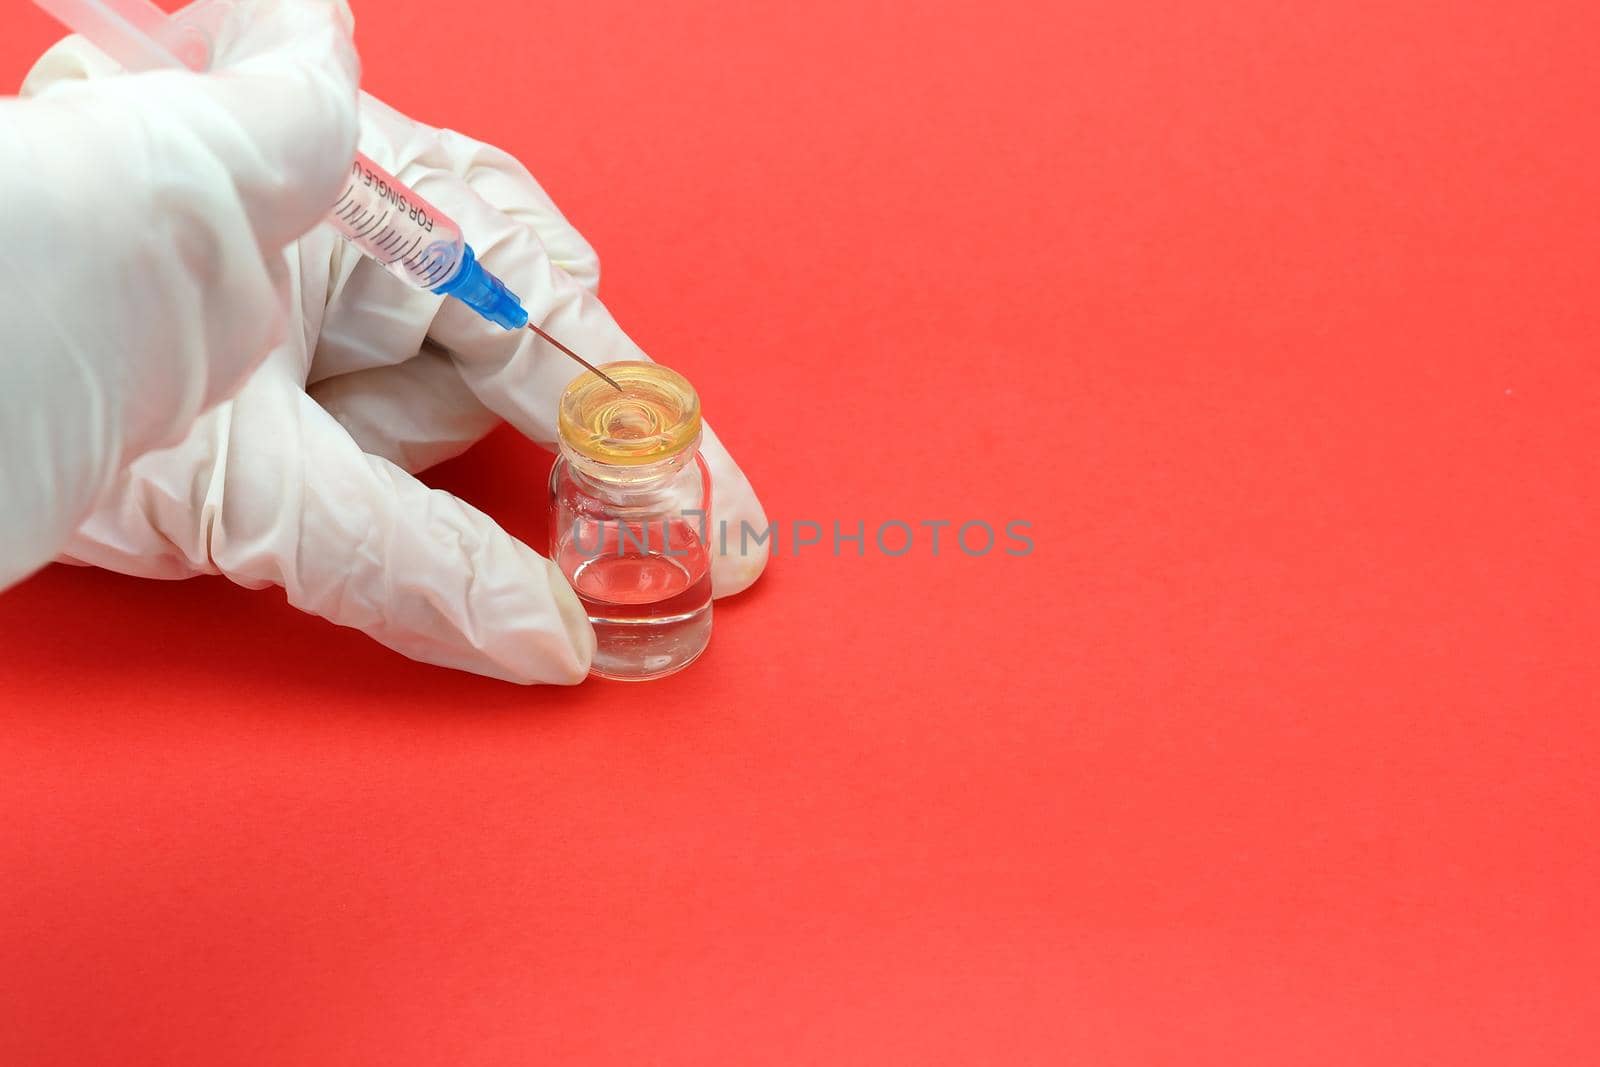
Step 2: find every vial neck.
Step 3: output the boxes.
[560,442,697,499]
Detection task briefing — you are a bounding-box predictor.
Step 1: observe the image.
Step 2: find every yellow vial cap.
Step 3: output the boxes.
[557,361,702,466]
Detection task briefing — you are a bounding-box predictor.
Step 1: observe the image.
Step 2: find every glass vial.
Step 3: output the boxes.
[549,361,713,681]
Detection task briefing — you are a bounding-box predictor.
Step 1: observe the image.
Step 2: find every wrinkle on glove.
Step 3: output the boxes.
[0,0,358,591]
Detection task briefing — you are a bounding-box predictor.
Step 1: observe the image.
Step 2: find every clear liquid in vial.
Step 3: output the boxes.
[558,517,712,681]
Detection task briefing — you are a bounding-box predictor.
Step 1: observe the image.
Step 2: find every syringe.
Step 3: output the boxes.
[30,0,622,390]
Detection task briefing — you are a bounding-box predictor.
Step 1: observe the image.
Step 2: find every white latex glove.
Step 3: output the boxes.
[0,0,359,591]
[14,36,769,684]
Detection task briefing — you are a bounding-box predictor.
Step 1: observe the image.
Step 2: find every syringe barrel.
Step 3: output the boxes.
[326,154,467,291]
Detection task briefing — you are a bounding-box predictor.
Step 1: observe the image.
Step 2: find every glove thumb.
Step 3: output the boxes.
[22,0,361,250]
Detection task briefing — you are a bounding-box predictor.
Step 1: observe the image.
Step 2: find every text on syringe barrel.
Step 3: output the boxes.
[325,152,466,291]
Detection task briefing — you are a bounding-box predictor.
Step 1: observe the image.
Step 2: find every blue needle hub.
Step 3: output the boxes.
[432,245,529,330]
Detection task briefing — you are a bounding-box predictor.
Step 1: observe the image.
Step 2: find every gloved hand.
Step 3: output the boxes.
[0,0,359,591]
[11,15,769,684]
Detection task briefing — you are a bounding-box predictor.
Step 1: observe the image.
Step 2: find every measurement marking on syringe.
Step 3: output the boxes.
[329,183,455,277]
[392,235,422,265]
[352,212,388,240]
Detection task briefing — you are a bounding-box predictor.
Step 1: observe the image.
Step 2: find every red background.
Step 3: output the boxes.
[2,1,1597,1062]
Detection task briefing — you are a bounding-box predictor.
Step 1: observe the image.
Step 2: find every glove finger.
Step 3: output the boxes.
[227,367,592,683]
[308,342,500,473]
[64,355,595,684]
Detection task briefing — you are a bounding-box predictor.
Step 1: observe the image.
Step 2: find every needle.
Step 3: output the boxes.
[526,323,623,391]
